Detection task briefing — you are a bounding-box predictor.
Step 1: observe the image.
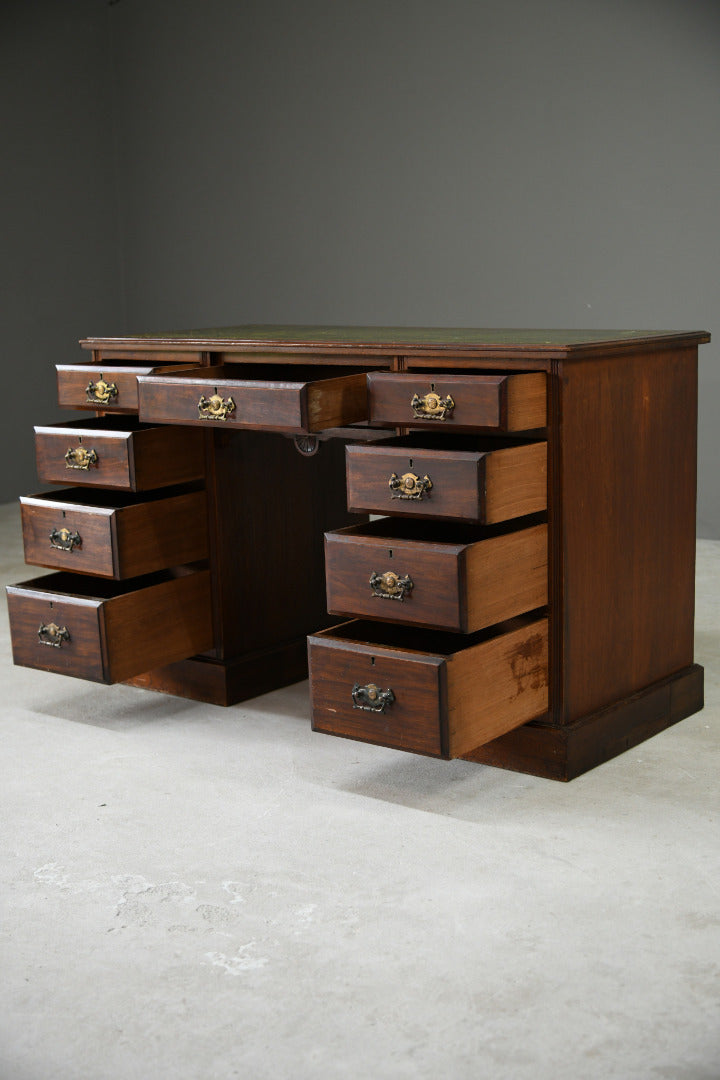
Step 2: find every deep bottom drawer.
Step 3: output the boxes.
[6,569,213,684]
[308,616,549,758]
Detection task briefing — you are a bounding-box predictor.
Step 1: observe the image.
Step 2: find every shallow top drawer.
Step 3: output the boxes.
[57,363,196,412]
[137,364,369,433]
[368,371,546,430]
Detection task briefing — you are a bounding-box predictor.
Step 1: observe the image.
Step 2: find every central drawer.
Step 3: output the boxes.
[20,487,208,579]
[137,364,369,432]
[324,518,547,632]
[308,616,549,758]
[6,569,214,684]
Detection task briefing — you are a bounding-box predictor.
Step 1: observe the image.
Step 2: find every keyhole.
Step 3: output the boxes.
[62,510,66,519]
[370,657,375,666]
[430,383,435,391]
[408,459,413,468]
[388,549,393,559]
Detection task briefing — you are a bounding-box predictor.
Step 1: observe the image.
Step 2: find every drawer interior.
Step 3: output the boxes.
[22,483,203,511]
[334,513,547,545]
[143,363,371,385]
[368,432,545,453]
[12,567,201,601]
[317,614,547,657]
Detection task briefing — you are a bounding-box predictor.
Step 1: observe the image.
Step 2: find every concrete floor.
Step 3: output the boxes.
[1,499,718,1080]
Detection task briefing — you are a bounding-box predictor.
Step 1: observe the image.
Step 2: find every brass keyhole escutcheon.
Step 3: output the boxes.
[86,377,118,405]
[65,446,98,470]
[198,392,236,421]
[38,622,70,648]
[388,471,433,501]
[49,527,82,552]
[410,389,455,420]
[351,682,395,713]
[369,569,413,601]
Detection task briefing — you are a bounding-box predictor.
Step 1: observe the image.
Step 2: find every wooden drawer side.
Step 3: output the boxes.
[101,571,214,683]
[447,617,549,756]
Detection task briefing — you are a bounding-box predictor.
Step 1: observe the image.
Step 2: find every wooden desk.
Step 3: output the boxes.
[7,326,710,780]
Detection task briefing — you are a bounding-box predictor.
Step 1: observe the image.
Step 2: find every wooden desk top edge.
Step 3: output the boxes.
[80,326,711,359]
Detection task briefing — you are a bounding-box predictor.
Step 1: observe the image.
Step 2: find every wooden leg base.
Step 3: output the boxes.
[125,638,309,707]
[462,665,705,781]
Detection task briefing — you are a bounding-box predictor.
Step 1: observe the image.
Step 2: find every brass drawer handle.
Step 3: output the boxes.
[369,570,413,601]
[85,377,118,405]
[65,446,98,470]
[198,393,236,421]
[49,527,82,552]
[38,622,70,648]
[351,682,395,713]
[411,390,454,420]
[389,471,433,500]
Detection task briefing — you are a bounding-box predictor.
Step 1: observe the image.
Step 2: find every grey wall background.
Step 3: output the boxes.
[3,0,719,534]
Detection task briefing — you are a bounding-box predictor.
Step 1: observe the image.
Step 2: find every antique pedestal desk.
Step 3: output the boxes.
[6,326,710,780]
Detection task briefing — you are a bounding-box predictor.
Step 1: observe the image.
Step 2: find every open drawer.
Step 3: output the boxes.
[368,371,546,430]
[20,486,207,579]
[6,568,213,684]
[34,417,205,491]
[308,616,549,758]
[137,364,369,433]
[345,434,548,523]
[324,518,547,632]
[56,362,199,412]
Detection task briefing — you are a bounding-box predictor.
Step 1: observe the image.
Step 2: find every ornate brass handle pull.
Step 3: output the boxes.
[49,527,82,552]
[369,570,413,601]
[65,446,98,470]
[389,471,433,500]
[85,377,118,405]
[38,622,70,648]
[411,390,454,420]
[351,682,395,713]
[198,393,236,421]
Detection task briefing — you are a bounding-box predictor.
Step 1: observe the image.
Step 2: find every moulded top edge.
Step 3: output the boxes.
[79,326,712,356]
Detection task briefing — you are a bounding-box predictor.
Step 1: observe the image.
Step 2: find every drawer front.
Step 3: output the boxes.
[6,570,214,684]
[34,420,205,491]
[309,616,549,759]
[325,528,463,631]
[7,586,105,680]
[137,364,368,433]
[345,440,547,523]
[20,495,115,576]
[308,632,446,756]
[57,364,161,412]
[20,489,208,579]
[324,522,548,632]
[368,372,546,430]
